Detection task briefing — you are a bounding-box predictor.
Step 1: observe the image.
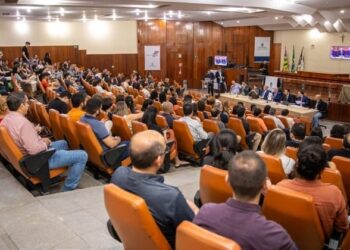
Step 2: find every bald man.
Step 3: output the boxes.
[312,94,327,128]
[111,130,198,248]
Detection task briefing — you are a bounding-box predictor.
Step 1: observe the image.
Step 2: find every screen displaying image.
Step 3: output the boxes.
[214,55,228,66]
[330,46,350,60]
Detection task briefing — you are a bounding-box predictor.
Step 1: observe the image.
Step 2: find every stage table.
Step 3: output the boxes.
[220,93,317,122]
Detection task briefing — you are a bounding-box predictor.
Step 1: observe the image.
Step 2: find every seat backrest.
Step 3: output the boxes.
[104,184,171,250]
[0,126,27,178]
[324,137,343,150]
[262,116,277,130]
[203,119,220,134]
[200,165,233,204]
[59,114,80,150]
[175,107,184,117]
[153,101,162,112]
[246,116,263,134]
[49,109,64,140]
[257,152,287,184]
[262,186,324,250]
[277,115,290,129]
[285,146,298,161]
[176,221,241,250]
[29,99,40,124]
[36,102,51,129]
[227,117,248,149]
[332,156,350,203]
[75,121,105,170]
[132,121,148,134]
[173,120,197,158]
[111,115,132,141]
[322,143,331,152]
[156,115,168,128]
[137,95,145,105]
[321,168,348,203]
[341,230,350,250]
[197,111,205,122]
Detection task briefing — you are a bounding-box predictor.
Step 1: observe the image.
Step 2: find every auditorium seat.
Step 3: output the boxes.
[197,111,205,122]
[104,184,171,250]
[322,143,331,152]
[332,156,350,203]
[153,101,162,112]
[262,116,277,130]
[36,102,51,129]
[277,116,290,129]
[321,168,348,203]
[0,126,67,192]
[285,146,298,161]
[76,121,130,176]
[111,115,133,141]
[137,95,144,105]
[199,165,233,204]
[176,221,241,250]
[262,186,324,250]
[173,120,208,164]
[131,120,148,134]
[203,119,220,134]
[28,99,40,124]
[59,114,81,150]
[227,117,249,150]
[257,152,287,184]
[340,230,350,250]
[156,115,168,128]
[246,116,264,134]
[324,137,343,150]
[175,107,184,117]
[48,109,64,140]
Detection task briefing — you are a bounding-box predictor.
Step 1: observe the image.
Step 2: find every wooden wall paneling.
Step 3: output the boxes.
[137,20,167,80]
[270,43,281,73]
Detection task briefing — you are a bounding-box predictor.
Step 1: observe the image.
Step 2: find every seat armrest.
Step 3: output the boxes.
[102,144,128,169]
[19,148,56,176]
[193,139,210,165]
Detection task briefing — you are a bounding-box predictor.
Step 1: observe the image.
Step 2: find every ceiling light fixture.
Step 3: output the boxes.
[112,9,117,20]
[163,12,167,21]
[145,11,148,22]
[82,11,86,23]
[324,20,330,26]
[135,9,140,16]
[220,22,224,25]
[26,8,31,13]
[275,16,279,20]
[178,10,182,19]
[236,20,240,23]
[340,10,345,14]
[16,10,20,20]
[60,7,64,16]
[169,10,173,18]
[207,11,211,15]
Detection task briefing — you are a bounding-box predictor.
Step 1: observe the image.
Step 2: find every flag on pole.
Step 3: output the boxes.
[291,45,296,73]
[282,46,289,72]
[297,47,305,71]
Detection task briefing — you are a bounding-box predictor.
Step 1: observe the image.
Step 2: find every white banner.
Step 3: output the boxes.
[145,45,161,70]
[254,37,271,62]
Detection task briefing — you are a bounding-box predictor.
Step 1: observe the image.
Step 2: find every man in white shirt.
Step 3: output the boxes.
[266,108,285,129]
[179,103,212,142]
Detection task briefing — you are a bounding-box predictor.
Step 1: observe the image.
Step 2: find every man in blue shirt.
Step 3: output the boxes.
[260,85,271,100]
[111,130,197,248]
[80,98,129,159]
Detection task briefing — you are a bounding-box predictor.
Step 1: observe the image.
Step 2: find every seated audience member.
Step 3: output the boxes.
[328,133,350,160]
[295,90,309,107]
[263,105,271,115]
[179,103,212,142]
[220,101,230,124]
[261,128,295,177]
[286,123,306,148]
[311,126,324,141]
[265,108,285,129]
[114,100,143,129]
[168,96,179,112]
[241,82,250,96]
[47,90,71,114]
[277,144,348,240]
[248,85,260,98]
[250,104,257,112]
[281,89,294,103]
[80,98,129,159]
[39,72,51,91]
[197,100,209,119]
[230,81,241,95]
[101,97,114,134]
[93,78,106,95]
[211,109,225,130]
[203,129,238,170]
[111,130,197,247]
[1,92,87,191]
[141,98,154,112]
[125,95,136,114]
[281,109,294,128]
[159,91,167,103]
[237,106,262,151]
[330,124,346,139]
[312,94,327,128]
[0,95,8,122]
[183,94,193,104]
[214,93,221,106]
[22,83,35,101]
[194,151,297,250]
[150,90,158,101]
[161,101,175,128]
[67,92,85,122]
[253,108,268,133]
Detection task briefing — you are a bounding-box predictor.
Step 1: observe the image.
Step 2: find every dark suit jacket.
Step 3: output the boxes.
[215,71,225,83]
[315,99,327,117]
[274,91,283,102]
[260,90,271,100]
[281,94,295,103]
[296,96,309,107]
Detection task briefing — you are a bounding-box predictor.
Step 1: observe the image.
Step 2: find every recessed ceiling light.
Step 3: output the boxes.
[82,11,86,23]
[220,22,224,25]
[60,7,64,16]
[144,11,148,22]
[26,8,31,13]
[275,16,279,20]
[217,7,263,14]
[178,11,182,19]
[207,11,211,15]
[236,20,240,23]
[112,9,117,20]
[16,10,20,19]
[324,20,330,26]
[169,10,173,18]
[135,9,140,16]
[340,10,345,14]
